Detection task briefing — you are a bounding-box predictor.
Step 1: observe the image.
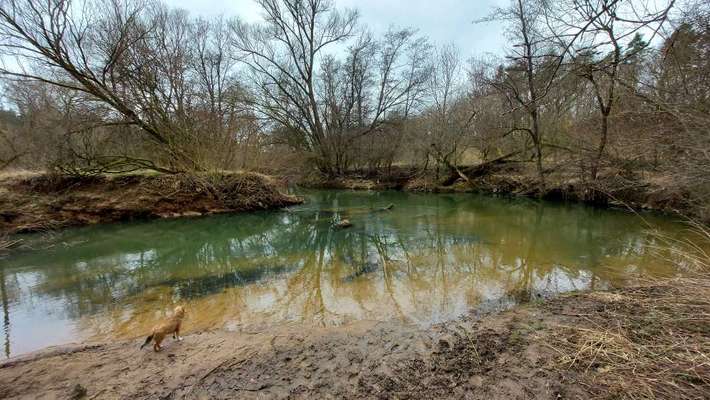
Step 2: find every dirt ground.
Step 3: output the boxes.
[0,171,302,235]
[2,279,707,400]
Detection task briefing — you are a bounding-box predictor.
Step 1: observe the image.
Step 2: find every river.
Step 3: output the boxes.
[0,190,692,358]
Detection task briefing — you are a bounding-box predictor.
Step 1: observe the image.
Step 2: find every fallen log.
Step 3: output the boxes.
[440,150,522,187]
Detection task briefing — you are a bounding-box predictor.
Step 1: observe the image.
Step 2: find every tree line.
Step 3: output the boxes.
[0,0,707,207]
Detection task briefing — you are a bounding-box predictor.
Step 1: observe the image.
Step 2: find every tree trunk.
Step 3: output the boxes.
[591,112,609,180]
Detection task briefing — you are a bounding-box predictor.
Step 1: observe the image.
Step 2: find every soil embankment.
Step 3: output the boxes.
[0,171,302,235]
[1,278,707,399]
[305,165,703,221]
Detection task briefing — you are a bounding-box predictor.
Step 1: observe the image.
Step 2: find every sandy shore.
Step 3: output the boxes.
[2,278,707,399]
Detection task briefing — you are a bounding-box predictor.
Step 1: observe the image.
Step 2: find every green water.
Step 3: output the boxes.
[0,190,692,358]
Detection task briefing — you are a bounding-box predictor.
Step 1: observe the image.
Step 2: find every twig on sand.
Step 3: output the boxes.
[184,351,257,397]
[89,388,106,399]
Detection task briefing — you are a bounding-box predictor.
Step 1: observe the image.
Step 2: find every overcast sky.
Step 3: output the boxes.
[167,0,510,58]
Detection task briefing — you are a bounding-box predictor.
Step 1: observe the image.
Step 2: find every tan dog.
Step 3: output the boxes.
[140,305,185,352]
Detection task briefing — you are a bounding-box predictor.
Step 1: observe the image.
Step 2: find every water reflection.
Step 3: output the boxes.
[0,190,690,357]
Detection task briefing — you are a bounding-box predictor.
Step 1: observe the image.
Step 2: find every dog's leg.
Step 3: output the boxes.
[153,333,165,352]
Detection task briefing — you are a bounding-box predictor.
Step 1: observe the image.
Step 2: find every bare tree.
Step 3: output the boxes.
[650,3,710,217]
[232,0,431,175]
[465,56,512,163]
[425,44,475,176]
[230,0,358,174]
[548,0,675,180]
[0,0,176,170]
[0,130,23,170]
[482,0,558,183]
[0,0,255,173]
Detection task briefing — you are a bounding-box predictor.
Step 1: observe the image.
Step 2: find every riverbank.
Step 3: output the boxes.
[304,164,706,221]
[0,165,699,240]
[0,171,302,236]
[1,276,707,399]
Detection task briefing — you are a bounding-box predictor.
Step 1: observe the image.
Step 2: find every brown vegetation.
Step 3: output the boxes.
[300,163,699,219]
[548,279,710,399]
[0,171,302,235]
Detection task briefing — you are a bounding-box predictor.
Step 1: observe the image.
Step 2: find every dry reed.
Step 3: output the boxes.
[545,222,710,399]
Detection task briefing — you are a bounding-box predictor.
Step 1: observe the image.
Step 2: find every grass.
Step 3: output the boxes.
[544,222,710,399]
[550,279,710,399]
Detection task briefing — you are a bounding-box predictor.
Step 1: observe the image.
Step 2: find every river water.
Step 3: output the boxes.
[0,190,691,358]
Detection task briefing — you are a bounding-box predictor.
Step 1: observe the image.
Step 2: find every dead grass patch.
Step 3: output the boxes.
[547,277,710,399]
[0,171,302,235]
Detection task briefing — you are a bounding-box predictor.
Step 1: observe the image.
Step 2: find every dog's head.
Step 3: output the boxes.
[174,305,186,318]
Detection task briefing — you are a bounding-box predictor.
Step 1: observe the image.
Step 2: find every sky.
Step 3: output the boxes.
[167,0,510,58]
[0,0,509,109]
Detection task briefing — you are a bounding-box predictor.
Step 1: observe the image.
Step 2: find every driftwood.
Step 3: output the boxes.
[332,204,392,229]
[440,150,522,187]
[377,203,394,211]
[334,219,353,229]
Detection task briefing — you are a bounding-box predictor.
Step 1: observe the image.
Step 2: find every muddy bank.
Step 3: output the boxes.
[1,277,707,399]
[303,165,703,221]
[0,171,302,235]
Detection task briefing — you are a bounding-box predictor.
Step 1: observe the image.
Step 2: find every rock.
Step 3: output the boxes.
[69,383,87,399]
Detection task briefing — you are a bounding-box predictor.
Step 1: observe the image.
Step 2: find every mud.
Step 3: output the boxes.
[4,281,705,400]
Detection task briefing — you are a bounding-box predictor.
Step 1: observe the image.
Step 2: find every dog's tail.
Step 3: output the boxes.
[140,334,154,349]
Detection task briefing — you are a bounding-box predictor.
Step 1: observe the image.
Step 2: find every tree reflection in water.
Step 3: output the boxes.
[0,190,690,357]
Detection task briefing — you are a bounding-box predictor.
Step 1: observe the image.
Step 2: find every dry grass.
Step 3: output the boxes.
[546,222,710,399]
[550,280,710,399]
[650,220,710,272]
[0,169,43,181]
[135,171,299,209]
[0,171,302,235]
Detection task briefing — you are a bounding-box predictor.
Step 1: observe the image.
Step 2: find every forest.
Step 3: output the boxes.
[0,0,707,221]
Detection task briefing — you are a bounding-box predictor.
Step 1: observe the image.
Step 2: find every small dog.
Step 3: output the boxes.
[140,305,185,352]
